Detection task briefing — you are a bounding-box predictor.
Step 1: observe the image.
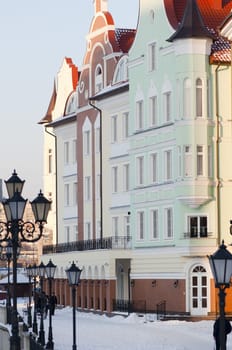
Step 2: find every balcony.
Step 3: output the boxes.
[43,236,132,255]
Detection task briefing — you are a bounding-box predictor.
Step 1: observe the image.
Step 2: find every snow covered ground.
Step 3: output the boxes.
[28,306,230,350]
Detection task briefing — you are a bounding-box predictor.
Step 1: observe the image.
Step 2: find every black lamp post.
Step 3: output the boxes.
[0,170,51,350]
[25,265,32,328]
[37,261,46,346]
[45,259,57,350]
[66,261,82,350]
[30,264,39,335]
[208,241,232,350]
[0,239,13,324]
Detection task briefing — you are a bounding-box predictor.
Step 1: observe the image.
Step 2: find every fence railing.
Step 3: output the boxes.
[113,299,147,314]
[43,236,132,255]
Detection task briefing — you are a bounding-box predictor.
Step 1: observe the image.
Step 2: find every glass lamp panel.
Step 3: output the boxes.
[31,190,51,223]
[45,259,57,279]
[8,191,27,221]
[38,261,46,278]
[5,170,25,198]
[66,261,82,286]
[209,242,232,286]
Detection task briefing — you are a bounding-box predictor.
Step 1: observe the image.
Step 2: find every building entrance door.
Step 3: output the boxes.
[190,265,208,315]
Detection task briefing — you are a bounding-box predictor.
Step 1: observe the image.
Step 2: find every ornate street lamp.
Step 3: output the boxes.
[208,241,232,350]
[66,261,82,350]
[0,170,51,350]
[45,259,57,350]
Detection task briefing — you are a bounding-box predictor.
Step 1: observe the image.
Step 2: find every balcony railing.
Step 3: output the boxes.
[43,236,132,255]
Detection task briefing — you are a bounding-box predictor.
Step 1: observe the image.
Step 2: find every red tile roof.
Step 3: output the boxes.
[164,0,232,63]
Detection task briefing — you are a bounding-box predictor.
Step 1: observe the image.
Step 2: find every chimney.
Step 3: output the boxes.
[93,0,108,13]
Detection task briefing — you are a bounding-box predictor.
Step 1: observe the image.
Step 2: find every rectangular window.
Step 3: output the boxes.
[150,96,157,126]
[197,145,204,176]
[123,112,129,139]
[48,149,52,174]
[164,208,173,239]
[85,222,91,240]
[137,211,145,240]
[74,225,78,241]
[65,226,70,243]
[124,215,130,238]
[188,216,208,238]
[151,153,157,183]
[73,139,77,163]
[165,150,172,180]
[136,100,144,130]
[84,130,90,155]
[96,174,101,199]
[184,145,192,177]
[112,217,119,238]
[137,156,144,185]
[64,184,70,206]
[112,166,118,193]
[208,145,212,178]
[95,128,100,153]
[148,42,156,71]
[73,182,77,206]
[111,115,117,143]
[96,221,101,239]
[85,176,91,200]
[164,92,171,122]
[64,141,69,164]
[151,209,158,240]
[123,164,130,191]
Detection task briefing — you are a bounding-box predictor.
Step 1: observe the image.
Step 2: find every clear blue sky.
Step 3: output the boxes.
[0,0,139,199]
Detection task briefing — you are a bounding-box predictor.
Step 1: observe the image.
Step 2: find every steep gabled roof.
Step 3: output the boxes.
[167,0,214,42]
[115,28,136,53]
[38,81,57,124]
[164,0,232,63]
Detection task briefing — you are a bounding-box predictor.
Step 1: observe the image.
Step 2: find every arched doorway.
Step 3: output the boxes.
[190,265,209,315]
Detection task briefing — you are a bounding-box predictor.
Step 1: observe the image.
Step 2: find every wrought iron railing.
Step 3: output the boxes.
[43,236,132,255]
[113,299,147,314]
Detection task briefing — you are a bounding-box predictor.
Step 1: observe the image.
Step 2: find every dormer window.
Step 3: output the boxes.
[95,65,103,93]
[113,56,128,83]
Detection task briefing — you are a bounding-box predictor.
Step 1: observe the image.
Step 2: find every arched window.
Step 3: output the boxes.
[95,65,103,93]
[196,78,203,117]
[183,78,191,118]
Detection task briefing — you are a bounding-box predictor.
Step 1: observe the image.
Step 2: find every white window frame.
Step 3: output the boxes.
[84,130,91,156]
[136,100,144,130]
[111,115,118,143]
[136,156,144,186]
[122,112,129,139]
[163,91,171,122]
[150,153,157,183]
[187,215,208,238]
[149,95,157,127]
[164,207,173,239]
[148,42,156,71]
[73,182,77,206]
[65,226,70,243]
[112,166,118,193]
[137,211,145,240]
[196,78,203,117]
[48,149,52,174]
[95,127,100,153]
[183,78,191,119]
[197,145,204,176]
[95,65,103,93]
[124,215,130,238]
[85,176,91,201]
[184,145,192,177]
[150,209,159,240]
[64,183,70,206]
[73,139,77,163]
[123,163,130,191]
[164,150,172,181]
[85,222,91,240]
[64,141,69,165]
[112,216,119,238]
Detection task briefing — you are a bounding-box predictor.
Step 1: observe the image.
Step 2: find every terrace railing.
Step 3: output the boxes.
[43,236,132,255]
